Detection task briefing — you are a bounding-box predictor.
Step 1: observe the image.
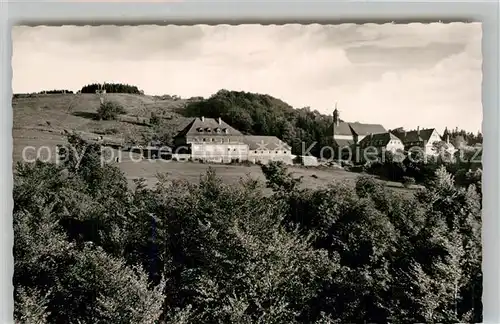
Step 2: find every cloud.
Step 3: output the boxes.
[13,25,206,61]
[345,42,466,68]
[11,23,483,133]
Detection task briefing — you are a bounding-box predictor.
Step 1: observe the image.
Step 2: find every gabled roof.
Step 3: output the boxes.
[359,132,401,147]
[392,128,436,143]
[333,139,355,148]
[175,117,242,138]
[243,135,292,151]
[348,122,386,136]
[332,122,353,136]
[329,121,386,136]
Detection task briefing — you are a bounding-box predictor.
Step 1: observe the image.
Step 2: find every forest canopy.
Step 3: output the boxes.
[13,134,482,323]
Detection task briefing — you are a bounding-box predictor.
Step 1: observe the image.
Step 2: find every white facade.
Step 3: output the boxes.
[248,149,293,165]
[424,129,443,156]
[386,139,405,153]
[191,143,248,162]
[334,134,355,141]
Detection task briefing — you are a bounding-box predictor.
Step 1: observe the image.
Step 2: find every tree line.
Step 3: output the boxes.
[444,127,483,147]
[37,89,74,94]
[80,83,143,95]
[13,134,482,323]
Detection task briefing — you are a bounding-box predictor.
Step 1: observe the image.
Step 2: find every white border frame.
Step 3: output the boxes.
[1,1,498,323]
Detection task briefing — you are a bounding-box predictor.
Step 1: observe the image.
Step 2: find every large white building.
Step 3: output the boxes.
[173,117,294,164]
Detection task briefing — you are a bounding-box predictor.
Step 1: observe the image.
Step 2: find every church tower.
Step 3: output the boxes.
[443,127,450,144]
[333,106,339,126]
[332,103,340,141]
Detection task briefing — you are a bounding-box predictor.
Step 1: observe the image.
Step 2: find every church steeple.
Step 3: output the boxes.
[443,127,450,144]
[333,102,339,127]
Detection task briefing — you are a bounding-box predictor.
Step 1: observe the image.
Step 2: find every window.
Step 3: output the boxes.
[254,150,257,153]
[211,138,215,142]
[275,151,278,154]
[205,128,212,133]
[284,151,287,154]
[202,138,206,142]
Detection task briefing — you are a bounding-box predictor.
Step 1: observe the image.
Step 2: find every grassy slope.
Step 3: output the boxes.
[12,93,191,162]
[12,93,417,195]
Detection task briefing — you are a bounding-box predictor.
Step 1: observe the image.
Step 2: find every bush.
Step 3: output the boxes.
[402,176,416,188]
[150,112,161,126]
[355,174,384,197]
[96,101,127,120]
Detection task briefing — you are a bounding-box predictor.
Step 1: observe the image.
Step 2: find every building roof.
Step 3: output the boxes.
[175,117,243,138]
[333,138,355,148]
[243,135,292,151]
[329,121,386,136]
[359,132,401,147]
[348,122,387,136]
[392,128,436,143]
[332,122,353,136]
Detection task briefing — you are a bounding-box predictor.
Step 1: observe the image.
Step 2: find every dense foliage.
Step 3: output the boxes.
[14,135,482,323]
[444,127,483,147]
[96,101,127,121]
[363,147,483,193]
[38,89,74,94]
[80,83,143,94]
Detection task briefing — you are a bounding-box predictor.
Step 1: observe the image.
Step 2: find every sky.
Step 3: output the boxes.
[11,23,483,134]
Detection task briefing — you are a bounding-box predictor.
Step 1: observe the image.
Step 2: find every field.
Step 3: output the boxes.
[12,93,418,195]
[117,156,417,196]
[13,93,191,162]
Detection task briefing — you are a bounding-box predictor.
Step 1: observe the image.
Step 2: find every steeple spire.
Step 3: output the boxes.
[333,102,339,127]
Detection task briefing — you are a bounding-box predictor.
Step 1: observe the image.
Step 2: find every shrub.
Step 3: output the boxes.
[402,176,416,188]
[150,112,160,126]
[96,101,127,120]
[355,174,384,197]
[261,161,302,192]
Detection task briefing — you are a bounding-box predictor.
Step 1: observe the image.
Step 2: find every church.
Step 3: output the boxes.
[329,106,387,159]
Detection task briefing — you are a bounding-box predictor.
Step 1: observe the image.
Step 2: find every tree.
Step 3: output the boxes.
[96,101,127,120]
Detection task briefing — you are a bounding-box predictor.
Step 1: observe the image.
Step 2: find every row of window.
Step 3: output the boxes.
[192,147,288,155]
[361,140,402,147]
[193,147,246,151]
[196,127,229,134]
[193,138,234,143]
[252,150,288,154]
